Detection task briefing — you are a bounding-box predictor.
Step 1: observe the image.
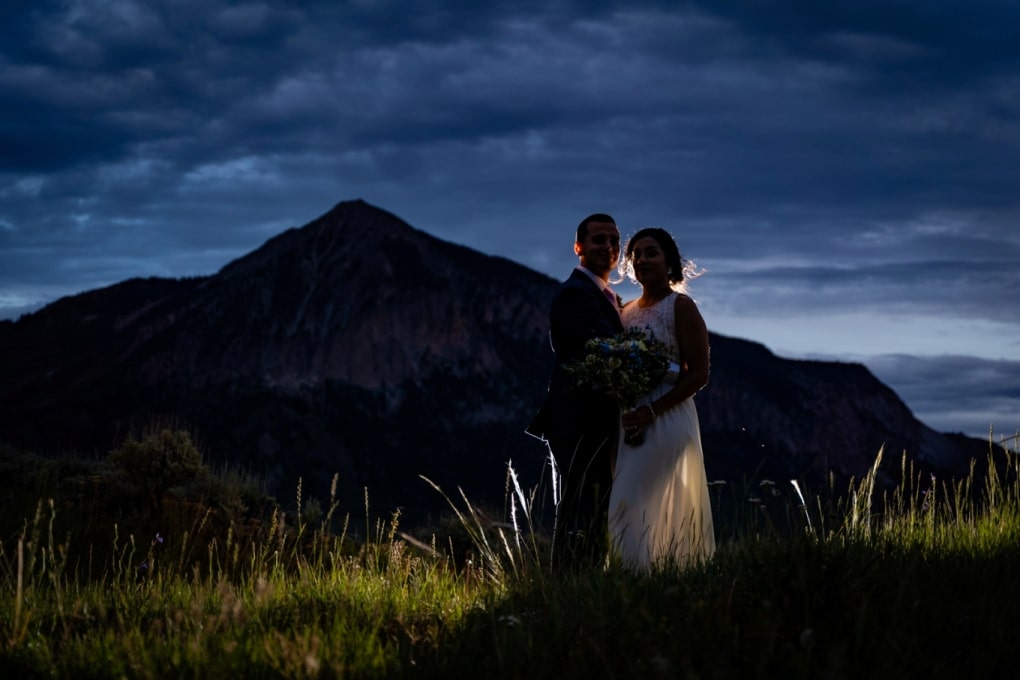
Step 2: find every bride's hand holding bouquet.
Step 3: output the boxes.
[565,326,670,445]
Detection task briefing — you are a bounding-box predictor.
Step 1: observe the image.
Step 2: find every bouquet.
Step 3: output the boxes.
[565,327,670,443]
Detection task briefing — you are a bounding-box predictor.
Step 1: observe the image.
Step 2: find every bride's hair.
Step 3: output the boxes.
[619,227,702,292]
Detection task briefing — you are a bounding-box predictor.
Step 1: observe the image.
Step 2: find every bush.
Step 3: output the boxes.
[108,428,207,520]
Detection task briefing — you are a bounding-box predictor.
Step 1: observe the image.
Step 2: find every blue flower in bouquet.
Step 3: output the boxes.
[566,327,670,408]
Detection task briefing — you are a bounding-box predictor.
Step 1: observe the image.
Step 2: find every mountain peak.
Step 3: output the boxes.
[217,199,420,277]
[317,198,414,234]
[151,199,555,394]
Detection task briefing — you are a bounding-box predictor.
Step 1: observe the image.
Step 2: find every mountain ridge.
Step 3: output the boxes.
[0,199,987,521]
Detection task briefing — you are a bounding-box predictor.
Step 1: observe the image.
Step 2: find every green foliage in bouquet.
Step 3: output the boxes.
[565,326,671,408]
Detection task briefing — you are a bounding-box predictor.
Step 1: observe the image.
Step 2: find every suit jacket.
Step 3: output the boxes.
[527,269,625,442]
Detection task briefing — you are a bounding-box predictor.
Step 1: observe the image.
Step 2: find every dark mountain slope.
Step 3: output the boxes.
[0,200,985,522]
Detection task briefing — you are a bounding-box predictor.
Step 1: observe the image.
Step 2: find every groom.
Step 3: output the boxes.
[527,213,624,568]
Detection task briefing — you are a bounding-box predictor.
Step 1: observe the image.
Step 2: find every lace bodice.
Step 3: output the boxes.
[621,292,680,364]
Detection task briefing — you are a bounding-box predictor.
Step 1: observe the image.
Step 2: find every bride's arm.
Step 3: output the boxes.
[670,293,710,397]
[622,294,709,429]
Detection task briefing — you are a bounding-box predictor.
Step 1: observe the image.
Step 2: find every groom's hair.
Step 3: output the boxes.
[576,213,616,244]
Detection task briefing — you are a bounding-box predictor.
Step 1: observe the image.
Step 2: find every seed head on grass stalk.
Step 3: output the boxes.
[505,460,544,562]
[422,461,546,584]
[789,479,813,536]
[420,475,502,581]
[848,445,884,540]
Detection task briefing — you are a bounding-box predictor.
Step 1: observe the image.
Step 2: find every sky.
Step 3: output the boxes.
[2,0,1018,440]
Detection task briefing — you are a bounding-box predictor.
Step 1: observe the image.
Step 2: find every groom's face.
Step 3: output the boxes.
[575,221,620,278]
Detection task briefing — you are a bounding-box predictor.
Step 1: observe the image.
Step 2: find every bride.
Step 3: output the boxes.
[609,227,716,569]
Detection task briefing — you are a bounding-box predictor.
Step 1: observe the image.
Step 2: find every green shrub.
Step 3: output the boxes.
[107,428,207,520]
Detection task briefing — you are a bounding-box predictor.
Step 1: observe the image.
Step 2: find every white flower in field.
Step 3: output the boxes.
[305,654,320,674]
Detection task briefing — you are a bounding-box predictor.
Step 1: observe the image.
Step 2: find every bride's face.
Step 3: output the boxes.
[629,236,667,286]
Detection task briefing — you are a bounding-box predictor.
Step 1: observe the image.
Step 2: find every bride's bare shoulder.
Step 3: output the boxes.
[673,292,696,307]
[673,292,704,318]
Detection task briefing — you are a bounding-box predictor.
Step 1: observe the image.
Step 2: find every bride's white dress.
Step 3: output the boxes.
[609,292,716,569]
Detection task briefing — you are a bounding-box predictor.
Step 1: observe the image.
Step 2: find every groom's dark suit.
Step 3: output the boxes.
[528,268,624,566]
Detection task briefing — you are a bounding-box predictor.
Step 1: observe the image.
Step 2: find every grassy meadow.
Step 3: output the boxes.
[1,428,1019,678]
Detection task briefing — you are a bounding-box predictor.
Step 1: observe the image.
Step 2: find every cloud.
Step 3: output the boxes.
[864,354,1020,437]
[689,0,1020,86]
[705,255,1020,321]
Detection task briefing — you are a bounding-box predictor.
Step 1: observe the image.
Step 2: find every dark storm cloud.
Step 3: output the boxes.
[691,0,1020,83]
[2,1,1017,254]
[0,1,312,173]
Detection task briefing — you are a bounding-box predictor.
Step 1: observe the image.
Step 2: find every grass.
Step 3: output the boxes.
[1,431,1019,678]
